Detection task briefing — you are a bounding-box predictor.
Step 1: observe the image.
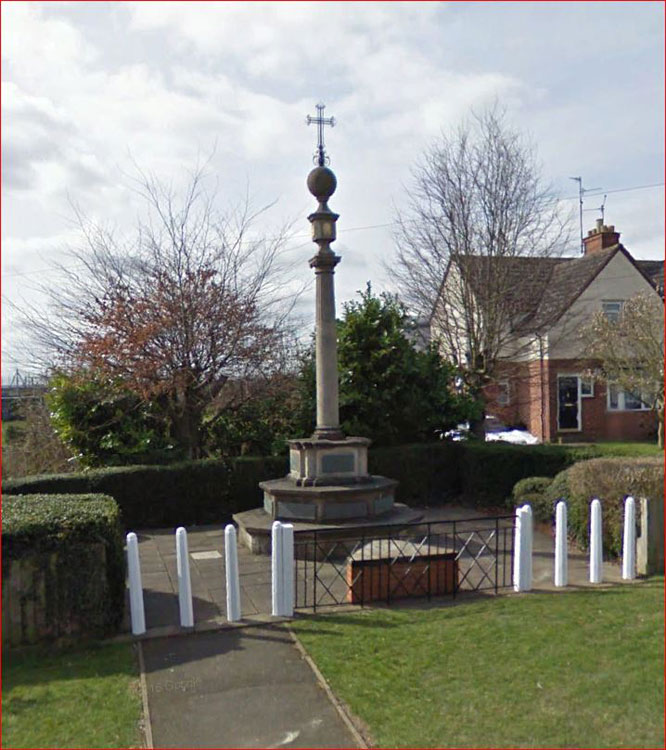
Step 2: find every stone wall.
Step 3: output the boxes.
[2,543,112,647]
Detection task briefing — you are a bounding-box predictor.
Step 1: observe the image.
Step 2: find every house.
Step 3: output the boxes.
[431,220,664,442]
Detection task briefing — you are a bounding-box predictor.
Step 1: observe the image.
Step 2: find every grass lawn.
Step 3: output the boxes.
[292,579,664,749]
[576,441,663,457]
[3,641,143,749]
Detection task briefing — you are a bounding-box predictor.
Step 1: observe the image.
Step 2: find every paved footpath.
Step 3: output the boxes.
[141,624,364,749]
[130,506,624,748]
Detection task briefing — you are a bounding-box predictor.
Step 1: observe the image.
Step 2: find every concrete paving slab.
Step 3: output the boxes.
[241,584,273,615]
[142,626,362,749]
[128,509,625,635]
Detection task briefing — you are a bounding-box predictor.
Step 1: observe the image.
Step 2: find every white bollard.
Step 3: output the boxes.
[224,524,241,622]
[126,532,146,635]
[513,506,523,591]
[523,504,533,591]
[176,526,194,627]
[590,499,603,583]
[554,500,568,587]
[271,521,283,616]
[281,523,294,617]
[622,496,636,580]
[513,505,533,592]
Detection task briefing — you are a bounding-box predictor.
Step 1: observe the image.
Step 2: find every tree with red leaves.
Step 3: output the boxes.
[22,167,301,459]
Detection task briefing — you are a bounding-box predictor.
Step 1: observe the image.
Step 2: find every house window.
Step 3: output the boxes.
[607,384,651,411]
[580,377,594,397]
[602,300,623,323]
[497,380,510,406]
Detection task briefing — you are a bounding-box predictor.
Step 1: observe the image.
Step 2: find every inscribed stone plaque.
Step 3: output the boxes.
[321,453,355,474]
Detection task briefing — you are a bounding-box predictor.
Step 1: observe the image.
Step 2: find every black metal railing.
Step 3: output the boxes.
[293,516,515,611]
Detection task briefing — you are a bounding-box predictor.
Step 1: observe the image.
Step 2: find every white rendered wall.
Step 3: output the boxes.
[549,252,662,360]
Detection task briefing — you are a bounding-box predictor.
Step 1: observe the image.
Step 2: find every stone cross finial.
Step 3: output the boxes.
[306,103,336,166]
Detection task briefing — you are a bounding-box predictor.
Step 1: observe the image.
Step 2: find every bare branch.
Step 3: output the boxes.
[15,165,302,458]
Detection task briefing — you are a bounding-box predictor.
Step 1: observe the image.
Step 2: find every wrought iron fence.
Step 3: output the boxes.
[293,516,515,610]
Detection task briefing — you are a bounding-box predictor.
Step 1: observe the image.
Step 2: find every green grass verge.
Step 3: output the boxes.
[292,579,664,748]
[2,641,143,749]
[571,441,663,457]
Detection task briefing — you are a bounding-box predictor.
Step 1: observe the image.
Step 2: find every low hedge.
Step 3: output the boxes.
[559,457,663,558]
[2,458,287,529]
[512,457,664,558]
[2,494,125,643]
[459,442,573,507]
[3,441,655,529]
[369,442,463,505]
[510,476,555,523]
[0,443,465,526]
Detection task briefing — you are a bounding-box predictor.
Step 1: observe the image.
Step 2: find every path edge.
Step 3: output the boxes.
[137,640,154,749]
[287,625,369,749]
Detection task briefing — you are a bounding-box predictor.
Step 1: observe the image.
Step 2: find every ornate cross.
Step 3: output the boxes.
[306,103,336,166]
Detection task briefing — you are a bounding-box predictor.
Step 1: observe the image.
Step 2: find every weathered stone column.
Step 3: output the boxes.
[307,165,343,441]
[310,249,341,438]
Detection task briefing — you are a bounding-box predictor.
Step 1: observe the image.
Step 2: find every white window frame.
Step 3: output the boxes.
[602,300,623,323]
[557,374,582,432]
[607,384,652,412]
[580,376,594,398]
[497,379,510,406]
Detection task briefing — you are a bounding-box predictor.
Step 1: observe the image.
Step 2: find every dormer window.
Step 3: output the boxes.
[602,300,623,323]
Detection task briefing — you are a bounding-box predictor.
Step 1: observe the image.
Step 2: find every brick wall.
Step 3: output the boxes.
[546,359,658,443]
[485,358,658,443]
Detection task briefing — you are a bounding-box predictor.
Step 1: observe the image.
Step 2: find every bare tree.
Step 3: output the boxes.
[18,166,302,458]
[393,106,569,432]
[581,292,664,447]
[1,398,78,479]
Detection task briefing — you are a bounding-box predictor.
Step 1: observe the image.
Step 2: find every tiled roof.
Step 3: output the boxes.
[636,260,665,296]
[521,246,618,331]
[449,244,663,333]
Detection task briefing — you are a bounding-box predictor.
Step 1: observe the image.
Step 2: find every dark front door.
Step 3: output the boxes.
[558,376,579,430]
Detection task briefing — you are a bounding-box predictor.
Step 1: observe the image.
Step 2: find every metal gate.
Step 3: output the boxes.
[293,515,515,610]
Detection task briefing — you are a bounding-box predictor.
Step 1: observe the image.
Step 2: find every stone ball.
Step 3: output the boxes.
[307,166,337,200]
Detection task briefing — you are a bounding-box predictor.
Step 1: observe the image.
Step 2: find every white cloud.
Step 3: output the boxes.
[2,1,663,376]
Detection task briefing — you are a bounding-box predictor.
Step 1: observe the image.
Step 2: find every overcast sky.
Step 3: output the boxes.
[2,1,664,379]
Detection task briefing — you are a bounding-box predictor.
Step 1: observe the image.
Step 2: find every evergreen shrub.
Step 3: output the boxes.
[460,442,573,507]
[546,457,663,557]
[4,443,652,531]
[510,476,555,522]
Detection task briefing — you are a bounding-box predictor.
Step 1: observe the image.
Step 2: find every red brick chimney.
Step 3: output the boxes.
[583,218,620,255]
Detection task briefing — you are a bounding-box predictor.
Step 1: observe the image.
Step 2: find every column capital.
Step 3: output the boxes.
[309,248,341,270]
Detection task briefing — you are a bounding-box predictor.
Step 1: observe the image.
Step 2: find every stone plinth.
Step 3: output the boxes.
[260,475,396,523]
[288,436,371,487]
[233,503,422,557]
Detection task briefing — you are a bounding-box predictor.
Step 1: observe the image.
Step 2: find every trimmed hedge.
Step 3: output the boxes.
[512,457,664,558]
[2,458,287,529]
[459,442,573,507]
[554,458,663,558]
[511,476,555,523]
[3,441,658,530]
[1,444,465,527]
[369,442,463,505]
[2,494,125,643]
